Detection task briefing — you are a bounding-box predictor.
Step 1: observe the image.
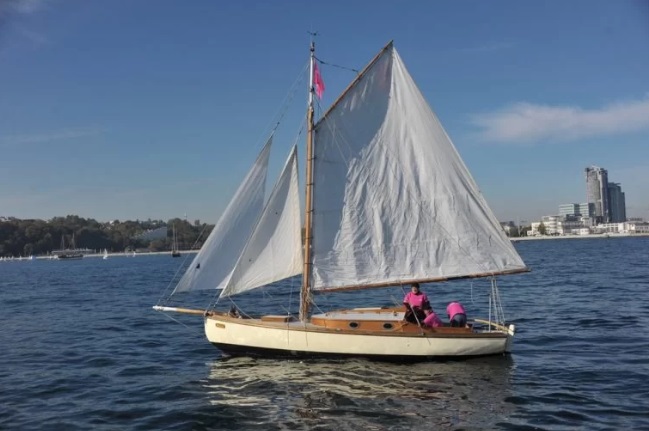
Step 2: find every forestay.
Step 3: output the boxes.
[311,44,527,291]
[173,138,272,293]
[220,146,302,297]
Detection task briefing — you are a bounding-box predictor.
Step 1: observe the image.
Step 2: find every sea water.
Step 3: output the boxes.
[1,237,648,430]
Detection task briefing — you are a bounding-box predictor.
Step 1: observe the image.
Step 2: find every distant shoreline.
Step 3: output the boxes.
[511,233,649,242]
[7,233,649,260]
[28,250,198,260]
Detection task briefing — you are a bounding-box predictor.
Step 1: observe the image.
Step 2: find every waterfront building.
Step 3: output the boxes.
[574,228,591,235]
[594,221,647,234]
[559,203,596,228]
[541,215,560,235]
[558,220,587,235]
[558,203,580,218]
[529,222,540,236]
[585,166,609,223]
[580,216,596,228]
[135,226,168,241]
[530,217,589,236]
[628,221,649,234]
[595,222,628,234]
[578,203,595,218]
[607,182,626,222]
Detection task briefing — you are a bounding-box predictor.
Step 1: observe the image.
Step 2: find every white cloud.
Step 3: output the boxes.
[17,26,50,45]
[0,0,53,49]
[471,96,649,144]
[1,0,48,15]
[0,127,105,147]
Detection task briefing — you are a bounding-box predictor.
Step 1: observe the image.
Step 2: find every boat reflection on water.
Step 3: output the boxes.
[203,355,515,429]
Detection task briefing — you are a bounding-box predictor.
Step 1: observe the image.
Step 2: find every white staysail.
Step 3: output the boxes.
[220,146,302,298]
[311,45,526,290]
[173,138,272,293]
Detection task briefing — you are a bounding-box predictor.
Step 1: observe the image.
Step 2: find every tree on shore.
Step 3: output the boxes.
[538,222,547,235]
[0,216,213,257]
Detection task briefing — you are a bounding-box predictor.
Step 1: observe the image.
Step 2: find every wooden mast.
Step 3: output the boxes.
[299,38,316,322]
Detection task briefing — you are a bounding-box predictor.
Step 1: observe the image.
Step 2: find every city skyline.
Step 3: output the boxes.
[3,164,637,226]
[523,165,630,224]
[1,1,648,223]
[585,166,610,222]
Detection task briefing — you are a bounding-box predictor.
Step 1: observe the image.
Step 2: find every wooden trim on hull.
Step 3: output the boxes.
[204,314,513,358]
[211,342,510,362]
[205,313,507,339]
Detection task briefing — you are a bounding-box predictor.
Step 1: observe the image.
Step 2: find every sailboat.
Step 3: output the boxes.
[57,233,84,260]
[171,224,181,258]
[103,249,109,260]
[154,41,528,359]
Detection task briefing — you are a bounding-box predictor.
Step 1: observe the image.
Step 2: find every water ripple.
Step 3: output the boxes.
[1,238,649,430]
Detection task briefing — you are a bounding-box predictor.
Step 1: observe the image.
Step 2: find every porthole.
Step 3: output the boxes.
[348,321,359,329]
[383,322,393,330]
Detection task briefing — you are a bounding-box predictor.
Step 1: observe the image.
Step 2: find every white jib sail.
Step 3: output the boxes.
[173,138,272,293]
[220,145,302,298]
[311,45,526,290]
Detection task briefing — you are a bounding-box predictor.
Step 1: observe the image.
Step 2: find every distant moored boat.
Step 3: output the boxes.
[171,224,181,257]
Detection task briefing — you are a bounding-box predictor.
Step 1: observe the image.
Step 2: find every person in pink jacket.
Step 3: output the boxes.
[403,283,430,324]
[422,306,443,328]
[446,302,467,327]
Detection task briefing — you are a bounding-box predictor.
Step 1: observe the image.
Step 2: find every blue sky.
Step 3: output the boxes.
[1,0,648,224]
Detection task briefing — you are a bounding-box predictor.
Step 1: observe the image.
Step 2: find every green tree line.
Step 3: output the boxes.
[0,215,213,257]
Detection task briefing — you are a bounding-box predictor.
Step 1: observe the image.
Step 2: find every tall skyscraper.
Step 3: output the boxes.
[607,182,626,222]
[585,166,609,223]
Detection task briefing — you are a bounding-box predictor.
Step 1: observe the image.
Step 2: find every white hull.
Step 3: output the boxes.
[204,312,514,359]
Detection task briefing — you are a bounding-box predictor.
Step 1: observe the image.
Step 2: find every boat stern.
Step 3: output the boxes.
[504,324,515,353]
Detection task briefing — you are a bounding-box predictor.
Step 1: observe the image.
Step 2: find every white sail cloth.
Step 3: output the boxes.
[220,146,302,297]
[311,45,526,290]
[173,139,272,293]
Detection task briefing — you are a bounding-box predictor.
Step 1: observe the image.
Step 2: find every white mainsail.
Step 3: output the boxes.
[220,146,302,298]
[154,42,522,361]
[310,44,526,290]
[173,138,272,293]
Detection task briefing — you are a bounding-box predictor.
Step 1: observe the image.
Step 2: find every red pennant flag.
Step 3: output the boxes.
[314,62,325,99]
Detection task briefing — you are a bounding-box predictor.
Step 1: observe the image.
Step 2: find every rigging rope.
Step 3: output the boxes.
[492,277,507,324]
[315,56,360,74]
[158,61,309,308]
[156,222,211,306]
[257,60,309,146]
[203,119,306,314]
[159,310,196,331]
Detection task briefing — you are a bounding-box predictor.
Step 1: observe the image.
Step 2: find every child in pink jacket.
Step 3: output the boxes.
[446,302,467,327]
[422,307,443,328]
